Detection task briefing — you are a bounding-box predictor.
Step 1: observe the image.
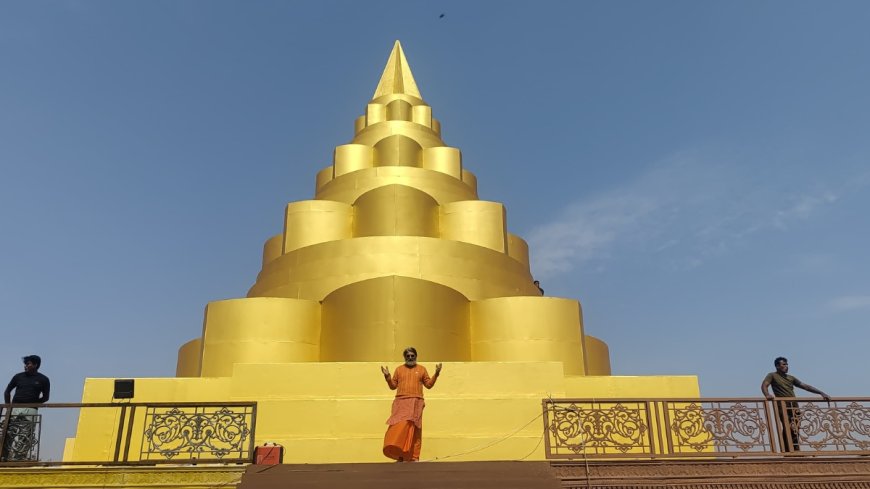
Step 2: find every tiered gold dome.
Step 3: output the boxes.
[66,42,699,465]
[176,41,612,377]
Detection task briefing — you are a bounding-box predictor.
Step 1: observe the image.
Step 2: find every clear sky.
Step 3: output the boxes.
[1,1,869,455]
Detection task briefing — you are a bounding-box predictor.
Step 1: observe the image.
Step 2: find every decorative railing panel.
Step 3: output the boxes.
[544,398,870,459]
[140,405,254,461]
[664,400,774,455]
[543,400,655,458]
[0,401,257,467]
[0,409,41,462]
[776,399,870,453]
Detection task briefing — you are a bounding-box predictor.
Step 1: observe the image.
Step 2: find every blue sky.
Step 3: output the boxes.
[2,0,869,440]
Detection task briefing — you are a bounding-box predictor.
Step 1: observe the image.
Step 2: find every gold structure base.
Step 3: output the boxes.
[65,362,698,464]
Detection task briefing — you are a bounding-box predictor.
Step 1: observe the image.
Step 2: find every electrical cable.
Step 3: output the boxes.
[421,410,545,462]
[422,392,563,462]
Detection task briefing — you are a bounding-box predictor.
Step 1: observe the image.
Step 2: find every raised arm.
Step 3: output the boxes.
[423,363,442,389]
[381,366,397,390]
[795,379,829,400]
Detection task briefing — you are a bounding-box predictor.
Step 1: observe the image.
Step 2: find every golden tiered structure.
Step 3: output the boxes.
[65,42,699,463]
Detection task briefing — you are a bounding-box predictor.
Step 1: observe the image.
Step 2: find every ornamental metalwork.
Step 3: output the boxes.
[140,405,253,461]
[791,400,870,452]
[0,401,257,467]
[544,398,870,459]
[544,401,652,458]
[0,410,41,462]
[666,401,773,454]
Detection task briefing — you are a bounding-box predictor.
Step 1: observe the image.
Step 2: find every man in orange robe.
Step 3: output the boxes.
[381,347,442,462]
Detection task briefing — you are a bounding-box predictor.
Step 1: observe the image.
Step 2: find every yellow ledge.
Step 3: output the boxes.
[0,466,246,489]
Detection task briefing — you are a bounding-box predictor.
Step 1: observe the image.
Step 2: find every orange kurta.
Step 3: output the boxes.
[382,364,438,461]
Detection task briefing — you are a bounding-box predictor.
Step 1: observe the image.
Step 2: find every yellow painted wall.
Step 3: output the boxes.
[67,363,699,464]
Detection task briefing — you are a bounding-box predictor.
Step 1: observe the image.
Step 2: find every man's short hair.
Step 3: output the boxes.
[774,356,787,367]
[22,355,41,368]
[403,347,417,358]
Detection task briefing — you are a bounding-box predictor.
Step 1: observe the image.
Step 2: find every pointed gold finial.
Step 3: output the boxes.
[373,40,422,99]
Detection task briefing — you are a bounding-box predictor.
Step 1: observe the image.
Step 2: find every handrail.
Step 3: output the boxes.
[0,401,257,467]
[1,401,258,408]
[544,397,870,402]
[542,397,870,460]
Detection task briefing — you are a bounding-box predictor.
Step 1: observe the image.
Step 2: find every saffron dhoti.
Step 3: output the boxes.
[383,396,425,461]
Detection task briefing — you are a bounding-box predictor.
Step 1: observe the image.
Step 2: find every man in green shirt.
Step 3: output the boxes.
[760,356,829,452]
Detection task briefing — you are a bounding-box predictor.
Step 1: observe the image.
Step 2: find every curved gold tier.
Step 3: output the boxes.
[316,166,477,206]
[249,236,535,300]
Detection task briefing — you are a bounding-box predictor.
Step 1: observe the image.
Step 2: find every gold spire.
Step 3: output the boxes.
[372,40,422,99]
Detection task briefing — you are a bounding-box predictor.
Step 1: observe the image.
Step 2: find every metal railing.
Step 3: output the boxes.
[0,401,257,466]
[543,397,870,459]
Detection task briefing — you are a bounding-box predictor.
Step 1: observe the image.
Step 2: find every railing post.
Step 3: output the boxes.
[541,399,552,459]
[0,405,9,462]
[122,405,136,463]
[660,400,673,456]
[112,404,127,463]
[248,402,258,462]
[646,400,657,458]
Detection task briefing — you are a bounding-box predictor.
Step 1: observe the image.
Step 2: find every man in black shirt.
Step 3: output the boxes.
[5,355,50,405]
[2,355,50,461]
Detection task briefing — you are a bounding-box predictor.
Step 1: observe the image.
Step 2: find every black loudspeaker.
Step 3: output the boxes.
[113,379,134,399]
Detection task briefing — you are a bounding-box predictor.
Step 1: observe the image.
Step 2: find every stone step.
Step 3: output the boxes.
[238,461,561,489]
